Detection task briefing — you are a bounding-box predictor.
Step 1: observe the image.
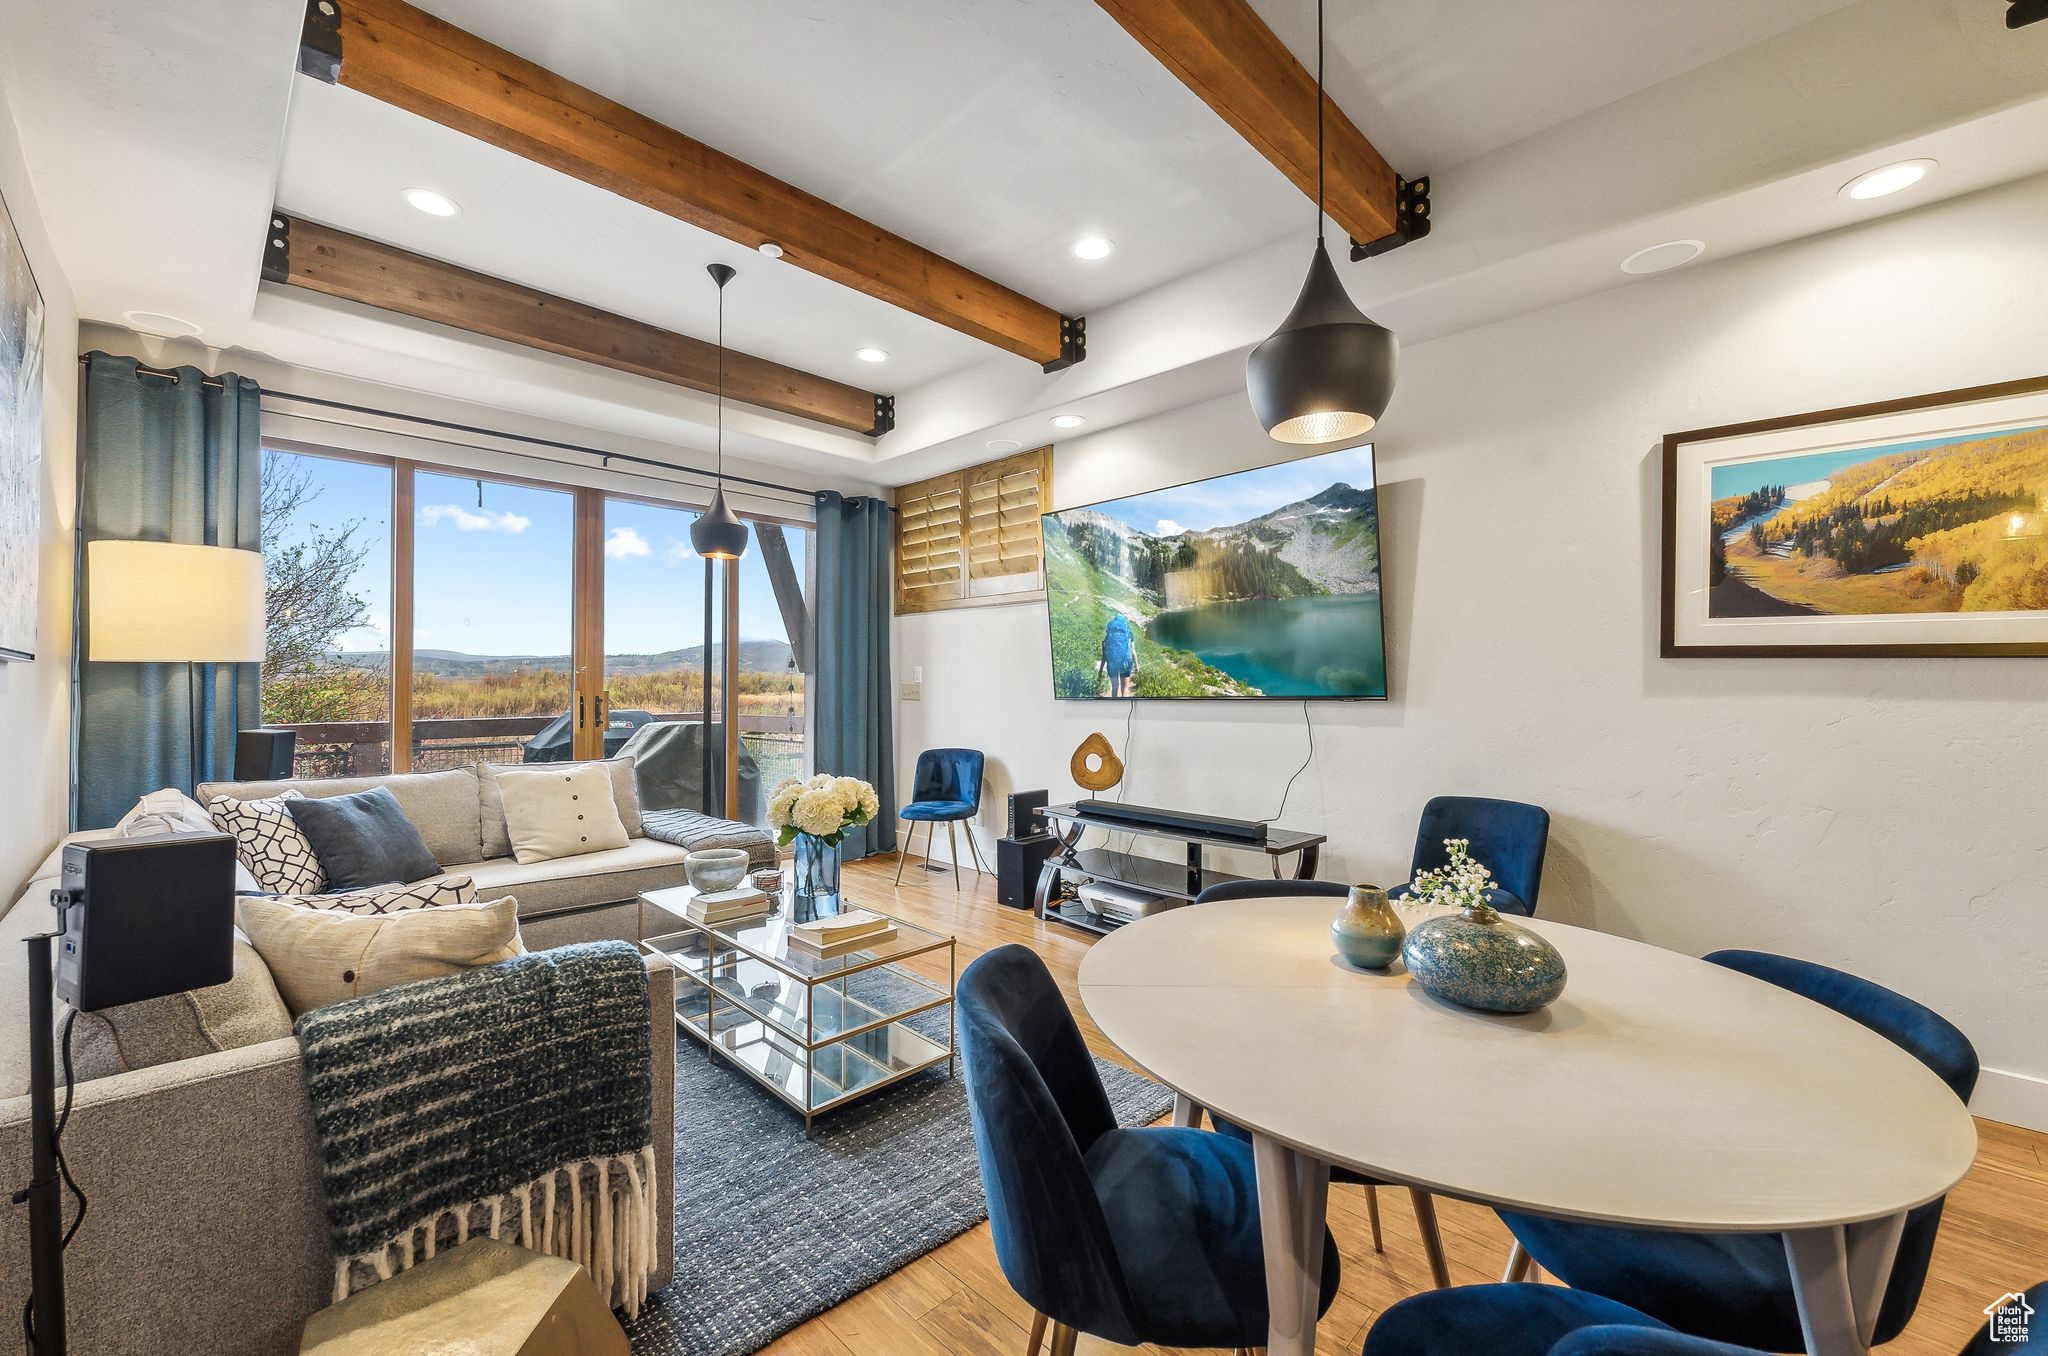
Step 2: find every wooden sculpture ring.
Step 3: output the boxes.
[1070,731,1124,792]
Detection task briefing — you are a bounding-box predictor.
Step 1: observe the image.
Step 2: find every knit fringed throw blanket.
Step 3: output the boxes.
[295,941,657,1315]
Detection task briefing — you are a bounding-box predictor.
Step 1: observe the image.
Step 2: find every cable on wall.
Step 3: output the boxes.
[1270,700,1316,822]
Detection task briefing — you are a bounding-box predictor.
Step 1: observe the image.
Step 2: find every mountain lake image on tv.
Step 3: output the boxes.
[1044,445,1386,700]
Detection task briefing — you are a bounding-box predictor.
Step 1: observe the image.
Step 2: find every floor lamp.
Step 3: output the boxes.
[86,540,267,791]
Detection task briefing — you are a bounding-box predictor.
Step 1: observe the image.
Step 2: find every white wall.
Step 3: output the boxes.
[896,173,2048,1129]
[0,67,79,901]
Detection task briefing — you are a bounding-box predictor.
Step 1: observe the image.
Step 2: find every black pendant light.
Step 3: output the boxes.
[1246,0,1397,444]
[691,262,751,560]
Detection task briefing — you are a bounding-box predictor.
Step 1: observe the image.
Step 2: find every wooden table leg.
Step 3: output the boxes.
[1253,1133,1330,1356]
[1784,1214,1903,1356]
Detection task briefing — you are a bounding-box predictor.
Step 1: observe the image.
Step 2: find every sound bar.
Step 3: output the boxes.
[1075,798,1268,843]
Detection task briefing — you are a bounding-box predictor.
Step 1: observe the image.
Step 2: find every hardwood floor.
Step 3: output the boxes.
[755,856,2048,1356]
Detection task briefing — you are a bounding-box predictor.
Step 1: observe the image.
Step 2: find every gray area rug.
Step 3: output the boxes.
[624,983,1168,1356]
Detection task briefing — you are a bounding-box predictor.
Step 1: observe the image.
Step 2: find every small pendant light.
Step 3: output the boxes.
[1246,0,1397,444]
[691,262,751,559]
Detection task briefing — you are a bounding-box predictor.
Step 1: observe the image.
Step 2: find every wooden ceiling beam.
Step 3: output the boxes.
[1093,0,1424,256]
[303,0,1082,370]
[263,213,894,436]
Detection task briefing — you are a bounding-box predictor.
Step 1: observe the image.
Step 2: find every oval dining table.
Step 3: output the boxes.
[1077,898,1978,1356]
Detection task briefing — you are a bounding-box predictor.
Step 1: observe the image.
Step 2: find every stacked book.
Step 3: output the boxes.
[686,884,772,928]
[787,909,898,960]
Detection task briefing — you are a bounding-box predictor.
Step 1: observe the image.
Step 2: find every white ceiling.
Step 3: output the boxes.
[4,0,2047,485]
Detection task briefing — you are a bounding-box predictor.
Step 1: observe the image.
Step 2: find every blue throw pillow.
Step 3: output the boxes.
[285,787,442,891]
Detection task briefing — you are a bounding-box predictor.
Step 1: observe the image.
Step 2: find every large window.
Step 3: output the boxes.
[259,446,810,812]
[258,448,393,776]
[410,471,577,770]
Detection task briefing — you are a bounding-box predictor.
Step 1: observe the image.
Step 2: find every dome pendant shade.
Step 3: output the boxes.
[1248,237,1398,445]
[690,486,750,560]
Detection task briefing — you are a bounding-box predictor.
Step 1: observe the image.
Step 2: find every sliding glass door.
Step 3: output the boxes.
[260,448,809,802]
[408,470,581,770]
[600,497,728,814]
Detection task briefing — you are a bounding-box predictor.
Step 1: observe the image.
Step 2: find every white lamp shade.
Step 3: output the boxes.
[88,540,267,663]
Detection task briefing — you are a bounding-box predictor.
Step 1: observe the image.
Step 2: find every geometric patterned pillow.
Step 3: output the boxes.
[261,875,476,916]
[207,791,326,895]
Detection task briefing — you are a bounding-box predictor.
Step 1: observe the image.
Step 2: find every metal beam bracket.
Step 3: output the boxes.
[868,394,896,438]
[299,0,343,82]
[1042,315,1087,374]
[1350,176,1432,262]
[261,213,293,285]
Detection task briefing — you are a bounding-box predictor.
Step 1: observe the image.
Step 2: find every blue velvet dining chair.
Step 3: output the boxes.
[895,747,987,889]
[958,944,1342,1355]
[1194,878,1457,1291]
[1361,1278,2046,1356]
[1386,795,1551,916]
[1490,949,1980,1353]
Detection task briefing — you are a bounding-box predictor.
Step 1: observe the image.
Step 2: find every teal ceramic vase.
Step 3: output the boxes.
[1401,905,1567,1014]
[1331,883,1405,971]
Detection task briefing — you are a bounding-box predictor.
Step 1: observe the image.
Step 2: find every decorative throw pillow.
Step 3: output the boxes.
[285,787,442,891]
[493,763,630,865]
[262,875,475,916]
[479,756,643,859]
[60,937,294,1081]
[117,788,263,893]
[208,791,326,895]
[236,895,526,1016]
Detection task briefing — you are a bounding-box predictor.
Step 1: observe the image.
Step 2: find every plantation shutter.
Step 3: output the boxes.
[893,447,1051,614]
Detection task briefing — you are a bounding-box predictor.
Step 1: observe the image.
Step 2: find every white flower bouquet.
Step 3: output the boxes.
[767,773,881,847]
[1409,838,1499,919]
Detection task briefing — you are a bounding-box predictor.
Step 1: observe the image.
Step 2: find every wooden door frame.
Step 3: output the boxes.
[264,442,786,788]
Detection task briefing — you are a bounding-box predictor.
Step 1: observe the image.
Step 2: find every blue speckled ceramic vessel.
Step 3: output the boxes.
[1401,907,1566,1014]
[1331,883,1405,971]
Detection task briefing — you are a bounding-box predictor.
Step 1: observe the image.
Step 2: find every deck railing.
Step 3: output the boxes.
[274,711,804,778]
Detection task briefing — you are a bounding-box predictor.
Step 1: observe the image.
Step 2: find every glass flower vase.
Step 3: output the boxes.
[791,832,842,920]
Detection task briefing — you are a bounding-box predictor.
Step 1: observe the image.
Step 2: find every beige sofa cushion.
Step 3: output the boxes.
[237,895,525,1016]
[480,757,642,860]
[494,763,630,864]
[452,837,691,918]
[200,769,485,868]
[63,939,294,1081]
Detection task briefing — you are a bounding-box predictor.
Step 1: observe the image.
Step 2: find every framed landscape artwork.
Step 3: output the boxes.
[0,185,45,662]
[1662,375,2048,657]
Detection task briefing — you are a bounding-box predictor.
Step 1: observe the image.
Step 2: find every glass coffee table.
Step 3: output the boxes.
[640,887,957,1133]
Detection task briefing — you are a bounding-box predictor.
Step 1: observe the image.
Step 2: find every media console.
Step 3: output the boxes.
[1033,801,1326,937]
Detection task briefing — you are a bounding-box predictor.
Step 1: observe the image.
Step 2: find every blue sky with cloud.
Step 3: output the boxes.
[268,452,802,659]
[1076,444,1378,536]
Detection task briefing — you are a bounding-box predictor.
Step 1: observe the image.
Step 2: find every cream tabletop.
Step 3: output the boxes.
[1077,897,1979,1356]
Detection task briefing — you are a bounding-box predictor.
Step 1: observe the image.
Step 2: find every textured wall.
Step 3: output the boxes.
[0,66,79,902]
[895,173,2048,1125]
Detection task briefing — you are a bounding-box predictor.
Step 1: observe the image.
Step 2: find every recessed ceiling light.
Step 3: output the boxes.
[1840,159,1936,201]
[1051,414,1086,429]
[403,188,460,217]
[855,347,889,363]
[1619,239,1706,275]
[121,310,202,338]
[986,438,1023,453]
[1072,236,1114,261]
[759,242,784,258]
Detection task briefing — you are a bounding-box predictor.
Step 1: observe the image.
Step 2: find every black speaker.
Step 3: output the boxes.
[234,728,296,781]
[997,834,1057,910]
[1006,789,1049,839]
[55,833,237,1012]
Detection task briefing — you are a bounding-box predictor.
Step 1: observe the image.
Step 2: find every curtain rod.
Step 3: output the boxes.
[79,354,824,501]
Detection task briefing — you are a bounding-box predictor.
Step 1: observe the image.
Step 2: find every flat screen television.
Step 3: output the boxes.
[1043,444,1387,700]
